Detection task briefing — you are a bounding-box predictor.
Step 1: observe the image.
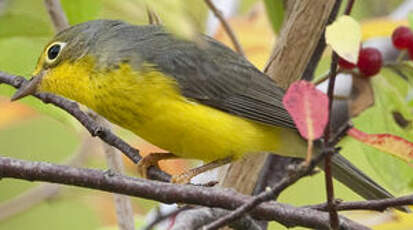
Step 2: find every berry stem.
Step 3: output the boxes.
[396,50,407,63]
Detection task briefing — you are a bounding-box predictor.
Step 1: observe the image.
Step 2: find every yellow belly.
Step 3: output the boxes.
[38,60,306,162]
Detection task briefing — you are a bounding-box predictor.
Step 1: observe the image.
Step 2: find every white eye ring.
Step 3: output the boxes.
[45,42,67,64]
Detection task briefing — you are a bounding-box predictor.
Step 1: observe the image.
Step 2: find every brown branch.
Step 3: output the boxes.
[171,208,262,230]
[218,1,340,203]
[301,0,342,81]
[0,71,171,182]
[43,4,136,229]
[0,155,368,230]
[44,0,69,32]
[203,152,327,229]
[98,117,135,230]
[305,195,413,212]
[323,52,340,230]
[143,206,192,230]
[204,0,245,56]
[344,0,355,15]
[322,1,356,229]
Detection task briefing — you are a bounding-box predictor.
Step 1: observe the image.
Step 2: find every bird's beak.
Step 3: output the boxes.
[11,71,45,101]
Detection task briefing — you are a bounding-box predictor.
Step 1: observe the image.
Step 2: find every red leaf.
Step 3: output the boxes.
[283,80,329,140]
[347,127,413,164]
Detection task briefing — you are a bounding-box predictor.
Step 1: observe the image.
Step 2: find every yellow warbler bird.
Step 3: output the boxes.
[12,19,394,202]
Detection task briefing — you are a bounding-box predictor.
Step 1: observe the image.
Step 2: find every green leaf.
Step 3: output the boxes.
[61,0,102,25]
[340,69,413,194]
[263,0,284,33]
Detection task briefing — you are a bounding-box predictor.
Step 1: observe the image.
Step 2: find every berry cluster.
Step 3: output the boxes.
[338,25,413,78]
[338,47,382,78]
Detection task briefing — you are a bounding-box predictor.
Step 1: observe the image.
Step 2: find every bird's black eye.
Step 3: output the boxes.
[47,44,61,60]
[45,42,66,63]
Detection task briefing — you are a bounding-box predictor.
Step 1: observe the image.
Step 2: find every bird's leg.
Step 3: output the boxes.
[171,157,232,184]
[137,152,178,179]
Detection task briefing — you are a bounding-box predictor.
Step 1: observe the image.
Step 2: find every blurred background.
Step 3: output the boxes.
[0,0,413,229]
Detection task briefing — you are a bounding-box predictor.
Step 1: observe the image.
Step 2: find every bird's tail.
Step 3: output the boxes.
[329,153,410,212]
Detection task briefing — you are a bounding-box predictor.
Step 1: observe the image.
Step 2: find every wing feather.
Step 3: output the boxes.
[102,24,296,129]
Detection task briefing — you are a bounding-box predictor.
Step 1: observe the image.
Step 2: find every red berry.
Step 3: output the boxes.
[338,57,356,69]
[357,47,382,77]
[391,26,413,50]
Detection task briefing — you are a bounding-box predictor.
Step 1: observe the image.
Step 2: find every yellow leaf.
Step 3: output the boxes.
[325,15,361,64]
[347,128,413,165]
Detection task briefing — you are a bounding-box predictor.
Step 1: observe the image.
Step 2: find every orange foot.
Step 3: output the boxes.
[137,152,177,179]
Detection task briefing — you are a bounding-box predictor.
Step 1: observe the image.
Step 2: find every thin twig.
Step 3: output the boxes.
[301,0,343,81]
[171,207,262,230]
[143,206,192,230]
[204,0,245,56]
[306,194,413,212]
[344,0,355,15]
[97,117,135,230]
[44,0,69,32]
[0,72,171,182]
[322,1,357,228]
[202,152,328,230]
[323,52,340,230]
[0,155,369,230]
[44,3,136,228]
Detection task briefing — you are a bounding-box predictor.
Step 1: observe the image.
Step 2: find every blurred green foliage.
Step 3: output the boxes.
[61,0,102,25]
[263,0,284,33]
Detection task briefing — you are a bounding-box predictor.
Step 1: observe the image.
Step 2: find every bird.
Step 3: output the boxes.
[12,19,396,203]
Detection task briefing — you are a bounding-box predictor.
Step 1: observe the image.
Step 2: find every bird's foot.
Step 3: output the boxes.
[171,171,195,184]
[137,152,177,179]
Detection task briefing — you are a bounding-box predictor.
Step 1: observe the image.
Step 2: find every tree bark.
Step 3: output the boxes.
[218,0,337,208]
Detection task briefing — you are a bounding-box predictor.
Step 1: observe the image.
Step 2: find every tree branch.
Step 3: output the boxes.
[44,0,69,31]
[0,155,368,230]
[322,1,356,229]
[323,52,340,230]
[204,0,245,56]
[0,71,170,182]
[202,151,327,229]
[99,117,135,230]
[218,1,339,201]
[143,206,192,230]
[171,207,262,230]
[301,0,342,81]
[305,195,413,212]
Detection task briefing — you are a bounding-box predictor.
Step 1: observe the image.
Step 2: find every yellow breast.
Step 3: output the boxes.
[38,58,306,162]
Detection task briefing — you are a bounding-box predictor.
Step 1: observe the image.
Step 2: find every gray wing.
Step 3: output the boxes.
[156,33,296,129]
[97,23,296,129]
